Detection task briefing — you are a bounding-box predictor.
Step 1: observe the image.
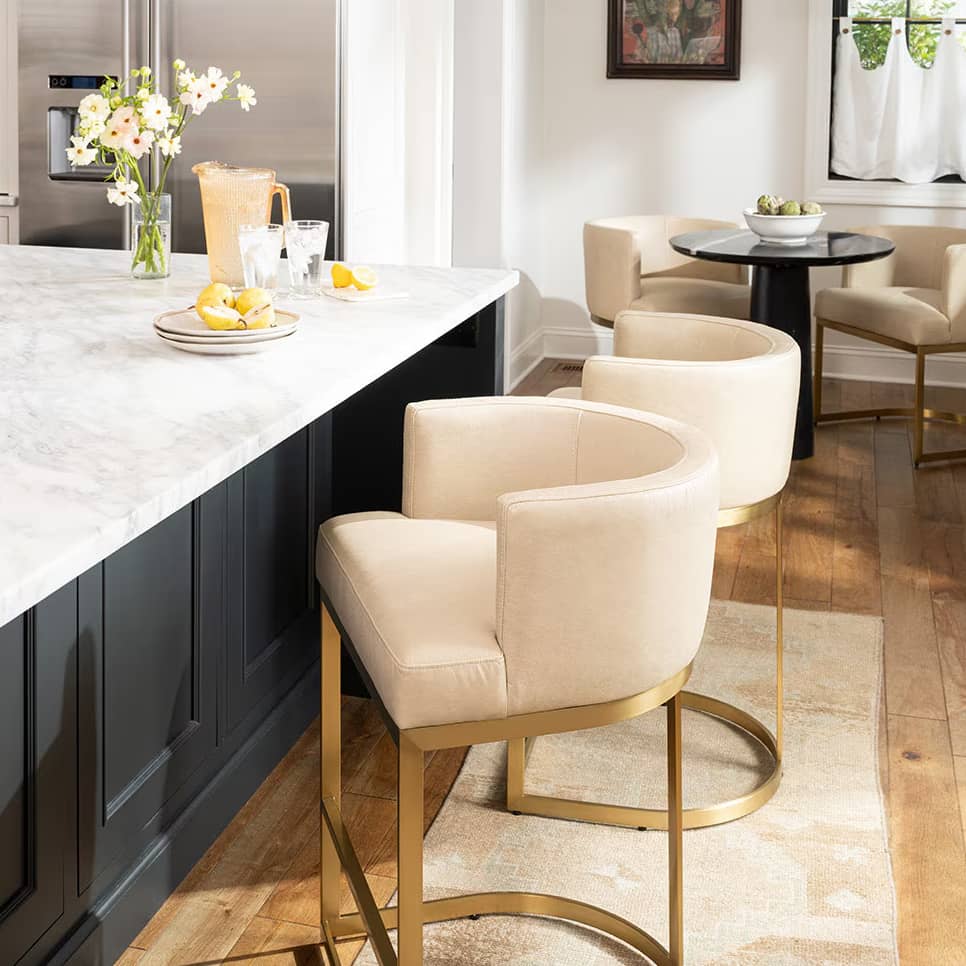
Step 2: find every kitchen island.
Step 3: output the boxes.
[0,246,516,965]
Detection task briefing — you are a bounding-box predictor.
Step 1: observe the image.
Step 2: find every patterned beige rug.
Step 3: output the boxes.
[357,601,897,965]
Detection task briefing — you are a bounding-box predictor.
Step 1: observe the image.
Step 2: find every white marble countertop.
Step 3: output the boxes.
[0,246,517,627]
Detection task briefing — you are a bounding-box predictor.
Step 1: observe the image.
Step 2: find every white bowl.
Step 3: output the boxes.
[743,208,826,246]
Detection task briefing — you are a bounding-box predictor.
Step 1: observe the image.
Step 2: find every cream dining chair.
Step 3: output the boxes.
[584,215,751,327]
[814,225,966,466]
[315,396,720,966]
[520,311,800,832]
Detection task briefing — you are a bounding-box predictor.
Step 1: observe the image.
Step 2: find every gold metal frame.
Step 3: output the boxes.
[814,319,966,467]
[505,492,785,832]
[319,606,689,966]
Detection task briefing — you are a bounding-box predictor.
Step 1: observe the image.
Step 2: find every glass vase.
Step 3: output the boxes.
[131,193,172,279]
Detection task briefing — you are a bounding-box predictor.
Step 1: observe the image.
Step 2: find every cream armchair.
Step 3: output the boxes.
[815,225,966,466]
[315,396,720,966]
[522,312,800,834]
[584,215,751,327]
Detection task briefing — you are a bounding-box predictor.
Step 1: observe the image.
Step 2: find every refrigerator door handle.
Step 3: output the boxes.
[149,0,161,188]
[121,0,132,248]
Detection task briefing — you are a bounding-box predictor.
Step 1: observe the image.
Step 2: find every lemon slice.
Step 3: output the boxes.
[351,266,378,291]
[331,263,353,289]
[199,304,244,331]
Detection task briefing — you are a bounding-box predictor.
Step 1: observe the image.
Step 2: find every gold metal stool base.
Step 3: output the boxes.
[506,493,785,833]
[324,891,676,966]
[506,689,781,831]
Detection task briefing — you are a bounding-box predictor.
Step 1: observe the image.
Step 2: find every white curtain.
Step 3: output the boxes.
[831,17,966,183]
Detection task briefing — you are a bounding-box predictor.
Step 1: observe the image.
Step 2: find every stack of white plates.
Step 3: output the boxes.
[153,308,300,355]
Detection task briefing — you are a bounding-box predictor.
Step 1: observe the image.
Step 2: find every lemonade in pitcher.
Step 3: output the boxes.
[193,162,291,287]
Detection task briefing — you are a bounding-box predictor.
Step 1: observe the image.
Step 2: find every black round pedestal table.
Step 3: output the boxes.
[669,230,895,460]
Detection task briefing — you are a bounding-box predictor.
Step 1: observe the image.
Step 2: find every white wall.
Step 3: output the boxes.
[340,0,455,266]
[453,0,545,388]
[538,0,809,359]
[458,0,966,387]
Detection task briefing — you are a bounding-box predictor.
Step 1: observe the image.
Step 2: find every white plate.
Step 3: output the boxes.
[153,324,293,346]
[156,329,296,355]
[322,287,410,303]
[154,307,300,338]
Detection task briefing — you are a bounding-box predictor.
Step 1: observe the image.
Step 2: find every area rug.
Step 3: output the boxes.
[357,601,897,965]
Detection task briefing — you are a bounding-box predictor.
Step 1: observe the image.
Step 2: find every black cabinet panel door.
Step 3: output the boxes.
[224,427,319,738]
[0,586,75,966]
[77,499,220,896]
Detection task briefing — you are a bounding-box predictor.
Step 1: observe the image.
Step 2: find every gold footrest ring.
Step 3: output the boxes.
[329,891,673,965]
[506,690,782,832]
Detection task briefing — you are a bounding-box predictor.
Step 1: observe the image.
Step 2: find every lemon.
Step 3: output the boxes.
[195,282,235,321]
[199,304,244,331]
[236,287,272,317]
[243,303,277,329]
[331,263,353,289]
[351,266,377,291]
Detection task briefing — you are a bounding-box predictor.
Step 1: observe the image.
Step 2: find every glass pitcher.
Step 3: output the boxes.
[192,162,292,287]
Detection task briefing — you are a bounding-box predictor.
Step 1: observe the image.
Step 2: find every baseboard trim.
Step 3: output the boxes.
[48,660,321,966]
[507,329,545,390]
[541,327,966,389]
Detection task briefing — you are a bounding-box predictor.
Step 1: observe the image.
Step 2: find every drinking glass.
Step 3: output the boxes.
[238,223,284,291]
[285,220,330,298]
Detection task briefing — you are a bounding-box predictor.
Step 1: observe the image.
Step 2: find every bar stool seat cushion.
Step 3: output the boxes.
[317,511,506,730]
[815,285,950,346]
[632,277,751,321]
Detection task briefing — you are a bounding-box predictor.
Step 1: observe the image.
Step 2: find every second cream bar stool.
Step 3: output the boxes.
[519,311,801,831]
[316,397,720,966]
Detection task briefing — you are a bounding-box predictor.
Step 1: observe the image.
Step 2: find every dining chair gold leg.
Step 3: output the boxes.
[398,734,424,966]
[775,496,784,758]
[320,607,342,947]
[667,692,684,966]
[914,349,926,467]
[813,322,825,424]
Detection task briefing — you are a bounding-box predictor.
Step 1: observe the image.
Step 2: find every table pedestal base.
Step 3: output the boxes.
[751,264,814,460]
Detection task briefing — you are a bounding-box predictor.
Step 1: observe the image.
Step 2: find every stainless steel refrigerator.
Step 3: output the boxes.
[18,0,340,257]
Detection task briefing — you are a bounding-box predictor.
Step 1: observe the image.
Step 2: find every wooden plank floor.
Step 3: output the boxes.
[124,363,966,965]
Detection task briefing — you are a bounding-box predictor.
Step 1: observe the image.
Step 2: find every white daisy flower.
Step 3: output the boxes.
[157,133,182,158]
[106,180,139,207]
[123,128,155,159]
[236,83,257,112]
[78,93,110,121]
[203,66,230,100]
[180,77,213,115]
[100,118,128,150]
[65,135,97,167]
[110,105,137,129]
[140,93,171,131]
[177,69,196,89]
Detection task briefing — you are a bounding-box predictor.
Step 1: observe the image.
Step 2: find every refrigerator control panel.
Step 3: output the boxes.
[48,75,117,90]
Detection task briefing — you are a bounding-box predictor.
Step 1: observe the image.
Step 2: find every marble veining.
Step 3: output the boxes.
[0,246,517,627]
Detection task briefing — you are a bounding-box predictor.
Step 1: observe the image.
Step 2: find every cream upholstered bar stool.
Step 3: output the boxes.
[814,225,966,466]
[514,311,800,832]
[584,216,752,327]
[316,396,720,966]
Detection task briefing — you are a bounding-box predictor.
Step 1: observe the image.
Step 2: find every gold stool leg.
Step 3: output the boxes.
[914,349,926,467]
[320,607,342,955]
[775,496,784,758]
[667,692,684,966]
[814,322,825,424]
[398,734,424,966]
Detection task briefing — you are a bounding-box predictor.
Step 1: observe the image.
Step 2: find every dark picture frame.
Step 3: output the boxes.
[608,0,742,81]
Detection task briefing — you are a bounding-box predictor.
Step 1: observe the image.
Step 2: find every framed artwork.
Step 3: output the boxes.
[608,0,742,81]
